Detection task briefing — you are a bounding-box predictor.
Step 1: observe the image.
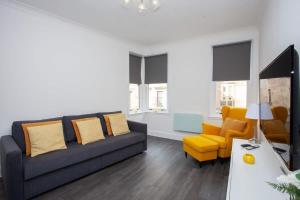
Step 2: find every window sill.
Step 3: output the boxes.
[129,110,170,116]
[129,110,143,115]
[208,113,222,119]
[145,110,169,114]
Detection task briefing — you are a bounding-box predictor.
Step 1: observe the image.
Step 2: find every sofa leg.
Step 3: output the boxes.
[211,160,215,166]
[198,161,202,168]
[184,152,187,158]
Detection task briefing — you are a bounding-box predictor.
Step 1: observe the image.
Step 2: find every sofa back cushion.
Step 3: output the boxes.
[12,117,62,153]
[62,113,98,142]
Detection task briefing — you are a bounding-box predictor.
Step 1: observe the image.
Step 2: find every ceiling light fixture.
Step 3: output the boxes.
[122,0,161,14]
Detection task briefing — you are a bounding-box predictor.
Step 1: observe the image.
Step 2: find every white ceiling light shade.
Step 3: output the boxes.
[152,0,161,10]
[138,1,146,13]
[122,0,161,14]
[122,0,131,8]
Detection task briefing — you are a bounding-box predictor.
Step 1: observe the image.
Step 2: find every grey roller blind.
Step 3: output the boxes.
[129,54,142,84]
[145,54,168,84]
[213,41,251,81]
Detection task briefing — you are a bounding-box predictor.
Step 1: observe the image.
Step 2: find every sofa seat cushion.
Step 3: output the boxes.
[201,134,227,148]
[24,132,146,180]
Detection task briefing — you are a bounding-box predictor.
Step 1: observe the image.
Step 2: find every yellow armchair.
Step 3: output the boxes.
[201,106,255,158]
[272,106,288,124]
[261,106,289,144]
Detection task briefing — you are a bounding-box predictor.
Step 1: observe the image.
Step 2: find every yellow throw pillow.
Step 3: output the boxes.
[220,118,247,137]
[104,113,121,136]
[27,122,67,157]
[104,115,112,135]
[21,120,62,156]
[109,113,130,136]
[71,117,98,144]
[76,118,105,145]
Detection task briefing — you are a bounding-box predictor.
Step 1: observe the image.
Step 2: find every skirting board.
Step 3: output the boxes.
[148,130,196,141]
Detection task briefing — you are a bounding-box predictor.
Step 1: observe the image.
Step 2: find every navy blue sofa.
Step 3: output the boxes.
[0,111,147,200]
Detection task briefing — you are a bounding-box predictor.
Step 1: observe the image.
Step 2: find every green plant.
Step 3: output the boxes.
[268,171,300,200]
[268,182,300,200]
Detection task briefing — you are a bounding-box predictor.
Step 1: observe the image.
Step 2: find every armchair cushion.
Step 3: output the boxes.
[265,134,289,144]
[261,120,288,135]
[201,134,226,148]
[220,118,246,137]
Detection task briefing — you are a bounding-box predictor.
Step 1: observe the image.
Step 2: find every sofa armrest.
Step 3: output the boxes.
[0,135,24,200]
[127,120,147,135]
[202,123,221,135]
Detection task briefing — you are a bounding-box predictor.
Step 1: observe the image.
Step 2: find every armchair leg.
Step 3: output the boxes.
[220,158,229,165]
[184,152,187,158]
[211,160,215,166]
[220,158,224,165]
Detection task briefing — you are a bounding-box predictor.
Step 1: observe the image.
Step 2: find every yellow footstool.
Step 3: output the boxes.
[183,135,219,166]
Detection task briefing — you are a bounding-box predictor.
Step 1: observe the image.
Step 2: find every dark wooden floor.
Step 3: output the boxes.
[0,136,229,200]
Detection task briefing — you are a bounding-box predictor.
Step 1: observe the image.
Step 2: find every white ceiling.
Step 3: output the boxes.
[15,0,264,45]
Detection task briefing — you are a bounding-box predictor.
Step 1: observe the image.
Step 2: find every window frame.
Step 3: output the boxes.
[146,83,168,113]
[129,83,142,114]
[128,52,169,114]
[210,80,248,117]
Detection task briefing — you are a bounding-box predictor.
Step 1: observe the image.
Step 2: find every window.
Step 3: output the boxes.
[144,54,168,112]
[212,41,251,115]
[148,83,167,110]
[129,53,142,113]
[129,84,140,112]
[215,81,247,113]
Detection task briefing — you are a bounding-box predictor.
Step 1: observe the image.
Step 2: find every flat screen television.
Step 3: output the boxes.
[259,45,300,171]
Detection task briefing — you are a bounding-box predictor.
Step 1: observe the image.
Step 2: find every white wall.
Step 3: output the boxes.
[260,0,300,69]
[258,0,300,151]
[0,1,143,137]
[142,27,260,140]
[0,1,262,144]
